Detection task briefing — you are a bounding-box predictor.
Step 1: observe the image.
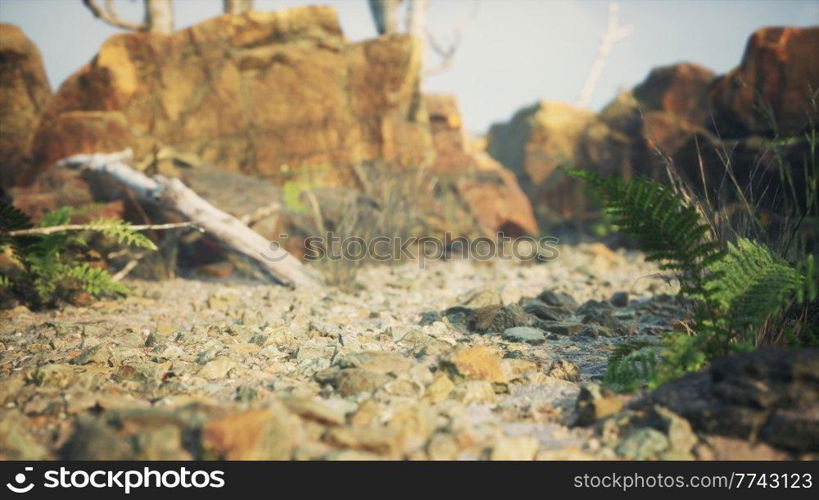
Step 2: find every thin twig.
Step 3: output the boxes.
[4,221,200,238]
[112,253,146,282]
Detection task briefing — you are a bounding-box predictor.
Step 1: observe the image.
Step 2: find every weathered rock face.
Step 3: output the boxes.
[632,63,715,127]
[486,101,598,223]
[486,37,818,226]
[710,26,819,137]
[635,347,819,453]
[26,7,433,184]
[425,94,473,175]
[0,24,52,188]
[425,94,538,236]
[487,101,595,189]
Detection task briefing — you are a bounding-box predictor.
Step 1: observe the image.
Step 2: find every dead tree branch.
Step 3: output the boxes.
[5,221,198,238]
[423,0,478,76]
[576,2,633,108]
[57,150,319,288]
[82,0,147,31]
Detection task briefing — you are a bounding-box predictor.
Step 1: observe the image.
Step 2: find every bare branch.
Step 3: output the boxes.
[56,149,319,288]
[576,2,633,108]
[4,221,199,238]
[239,202,281,227]
[82,0,147,31]
[423,0,478,76]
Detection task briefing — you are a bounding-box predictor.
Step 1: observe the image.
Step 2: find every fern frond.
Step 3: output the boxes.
[708,238,804,328]
[87,218,158,250]
[61,263,128,297]
[564,168,723,297]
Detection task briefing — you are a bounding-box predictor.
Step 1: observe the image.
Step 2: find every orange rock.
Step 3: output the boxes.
[633,63,715,127]
[27,7,432,184]
[201,406,303,460]
[0,24,52,188]
[445,346,507,384]
[710,26,819,136]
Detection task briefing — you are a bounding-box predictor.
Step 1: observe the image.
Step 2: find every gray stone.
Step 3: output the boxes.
[502,326,546,344]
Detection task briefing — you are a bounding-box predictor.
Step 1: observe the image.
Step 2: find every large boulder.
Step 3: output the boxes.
[487,101,595,190]
[632,63,715,127]
[635,347,819,454]
[0,24,52,188]
[426,94,538,236]
[710,26,819,137]
[486,101,597,223]
[25,7,433,184]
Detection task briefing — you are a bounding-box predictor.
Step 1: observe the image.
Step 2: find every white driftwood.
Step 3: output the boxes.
[58,149,319,288]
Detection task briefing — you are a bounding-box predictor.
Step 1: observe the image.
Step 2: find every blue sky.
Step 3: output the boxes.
[2,0,818,133]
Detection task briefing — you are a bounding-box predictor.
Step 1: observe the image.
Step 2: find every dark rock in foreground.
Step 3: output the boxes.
[634,346,819,453]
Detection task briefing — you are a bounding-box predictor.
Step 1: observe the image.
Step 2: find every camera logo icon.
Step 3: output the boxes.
[6,467,34,494]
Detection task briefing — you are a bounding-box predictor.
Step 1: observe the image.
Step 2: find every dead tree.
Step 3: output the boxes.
[368,0,402,35]
[82,0,174,33]
[58,150,319,289]
[223,0,253,15]
[576,2,633,108]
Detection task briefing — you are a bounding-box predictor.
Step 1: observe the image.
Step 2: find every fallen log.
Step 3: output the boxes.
[58,149,319,288]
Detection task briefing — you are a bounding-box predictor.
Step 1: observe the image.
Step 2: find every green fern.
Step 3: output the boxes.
[1,201,156,307]
[567,168,817,392]
[87,218,157,250]
[564,168,724,300]
[708,238,805,330]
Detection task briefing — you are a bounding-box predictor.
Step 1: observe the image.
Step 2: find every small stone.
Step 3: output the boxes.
[197,357,236,379]
[235,385,258,403]
[201,405,303,460]
[418,311,442,326]
[71,343,111,365]
[334,369,391,397]
[539,321,583,336]
[452,380,497,404]
[469,304,532,333]
[427,432,459,460]
[575,383,624,426]
[424,373,455,403]
[491,436,539,460]
[536,290,578,311]
[609,291,629,307]
[546,359,580,382]
[616,428,670,460]
[523,300,569,321]
[502,358,539,380]
[502,326,546,344]
[443,346,508,384]
[284,397,346,426]
[323,426,397,456]
[337,352,417,374]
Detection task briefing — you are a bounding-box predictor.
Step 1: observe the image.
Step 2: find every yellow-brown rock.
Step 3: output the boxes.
[27,7,432,184]
[0,24,52,188]
[425,93,538,236]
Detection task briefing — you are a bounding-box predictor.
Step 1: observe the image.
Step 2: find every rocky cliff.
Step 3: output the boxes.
[25,7,433,184]
[0,24,52,189]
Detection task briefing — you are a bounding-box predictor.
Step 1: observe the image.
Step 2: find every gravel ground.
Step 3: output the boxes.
[0,242,690,460]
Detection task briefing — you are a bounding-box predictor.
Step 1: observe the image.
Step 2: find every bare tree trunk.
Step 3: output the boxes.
[407,0,427,38]
[368,0,402,35]
[146,0,174,33]
[223,0,253,14]
[575,2,632,108]
[58,150,319,289]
